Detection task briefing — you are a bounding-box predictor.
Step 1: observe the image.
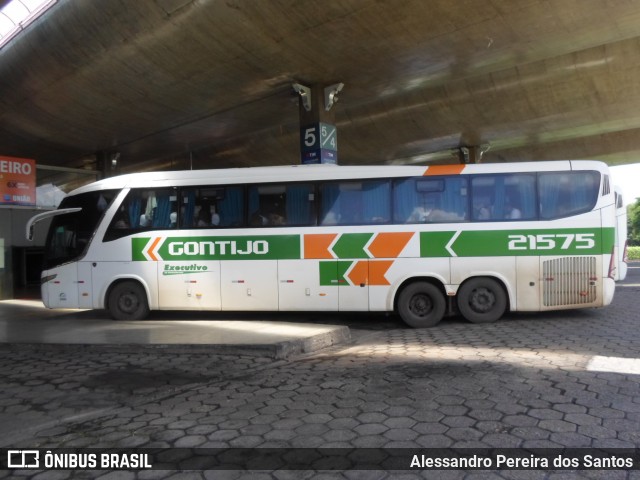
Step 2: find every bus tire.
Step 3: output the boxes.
[457,277,506,324]
[107,280,149,321]
[397,281,446,328]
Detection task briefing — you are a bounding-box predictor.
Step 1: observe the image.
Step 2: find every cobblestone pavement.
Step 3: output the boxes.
[1,265,640,479]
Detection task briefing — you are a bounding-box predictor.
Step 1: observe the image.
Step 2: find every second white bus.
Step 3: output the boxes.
[614,186,629,281]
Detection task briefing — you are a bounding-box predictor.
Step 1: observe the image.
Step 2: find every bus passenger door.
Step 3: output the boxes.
[221,260,278,311]
[158,261,221,310]
[339,259,369,311]
[278,260,338,311]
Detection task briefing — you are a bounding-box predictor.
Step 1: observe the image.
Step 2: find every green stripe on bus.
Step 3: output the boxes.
[319,260,353,286]
[420,228,616,257]
[132,237,149,261]
[132,235,300,261]
[331,233,373,259]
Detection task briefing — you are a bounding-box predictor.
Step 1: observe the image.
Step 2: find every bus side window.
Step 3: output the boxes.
[248,184,286,226]
[321,180,390,226]
[104,187,177,241]
[320,183,343,225]
[196,206,212,227]
[249,183,316,227]
[539,171,599,219]
[471,174,535,221]
[363,180,390,223]
[285,184,316,226]
[218,186,243,227]
[394,177,467,223]
[181,186,244,228]
[138,189,176,228]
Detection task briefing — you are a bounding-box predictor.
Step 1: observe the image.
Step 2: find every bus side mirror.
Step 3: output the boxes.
[25,207,82,242]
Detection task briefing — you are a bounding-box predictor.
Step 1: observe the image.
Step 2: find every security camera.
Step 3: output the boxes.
[324,82,344,111]
[292,83,309,96]
[292,83,312,111]
[111,152,120,169]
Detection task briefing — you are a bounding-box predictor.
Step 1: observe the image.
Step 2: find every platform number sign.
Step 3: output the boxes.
[300,122,338,164]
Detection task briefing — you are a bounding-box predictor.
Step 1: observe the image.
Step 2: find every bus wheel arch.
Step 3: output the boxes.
[456,276,508,324]
[395,278,447,328]
[106,279,150,321]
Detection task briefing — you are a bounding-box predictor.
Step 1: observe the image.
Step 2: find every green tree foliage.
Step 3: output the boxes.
[629,198,640,246]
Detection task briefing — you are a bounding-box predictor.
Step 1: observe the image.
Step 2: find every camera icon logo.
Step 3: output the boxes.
[7,450,40,468]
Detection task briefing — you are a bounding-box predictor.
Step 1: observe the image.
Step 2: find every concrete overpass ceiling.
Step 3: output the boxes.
[1,0,640,175]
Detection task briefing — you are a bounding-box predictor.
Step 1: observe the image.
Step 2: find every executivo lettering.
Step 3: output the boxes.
[163,264,209,275]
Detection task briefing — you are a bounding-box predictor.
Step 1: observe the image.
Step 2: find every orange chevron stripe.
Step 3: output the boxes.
[304,233,337,259]
[368,232,413,258]
[147,237,161,261]
[368,260,392,286]
[423,164,466,176]
[347,260,368,286]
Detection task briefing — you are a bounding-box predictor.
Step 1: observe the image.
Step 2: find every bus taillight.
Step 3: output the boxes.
[608,247,616,280]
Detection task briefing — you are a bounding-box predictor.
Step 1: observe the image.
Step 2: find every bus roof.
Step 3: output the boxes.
[68,160,610,196]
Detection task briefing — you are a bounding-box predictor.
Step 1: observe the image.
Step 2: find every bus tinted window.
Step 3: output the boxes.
[181,186,244,228]
[393,177,468,223]
[248,183,316,227]
[320,180,390,225]
[46,190,118,268]
[471,174,536,221]
[539,171,600,219]
[104,188,177,241]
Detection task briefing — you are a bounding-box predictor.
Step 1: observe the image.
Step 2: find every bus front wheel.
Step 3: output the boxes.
[107,281,149,321]
[457,277,507,324]
[397,281,446,328]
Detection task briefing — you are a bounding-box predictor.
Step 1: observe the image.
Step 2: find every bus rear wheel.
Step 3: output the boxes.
[397,281,446,328]
[107,281,149,321]
[457,277,507,324]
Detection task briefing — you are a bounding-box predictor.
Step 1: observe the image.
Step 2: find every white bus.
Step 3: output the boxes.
[614,186,628,281]
[28,160,617,328]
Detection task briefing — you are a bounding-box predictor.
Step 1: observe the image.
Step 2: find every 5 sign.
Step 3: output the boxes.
[300,122,338,164]
[302,123,337,150]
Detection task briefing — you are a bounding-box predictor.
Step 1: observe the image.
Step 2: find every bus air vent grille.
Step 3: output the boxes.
[542,256,597,307]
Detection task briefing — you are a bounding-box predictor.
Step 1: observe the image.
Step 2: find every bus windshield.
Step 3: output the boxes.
[44,190,119,269]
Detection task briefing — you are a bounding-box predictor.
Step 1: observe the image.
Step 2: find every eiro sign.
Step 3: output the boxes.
[0,155,36,206]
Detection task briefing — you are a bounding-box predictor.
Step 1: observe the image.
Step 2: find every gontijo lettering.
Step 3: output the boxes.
[168,239,268,256]
[132,235,301,261]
